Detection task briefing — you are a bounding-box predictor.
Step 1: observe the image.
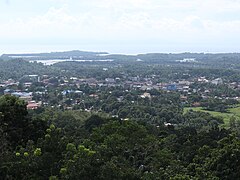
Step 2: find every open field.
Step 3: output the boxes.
[184,106,240,127]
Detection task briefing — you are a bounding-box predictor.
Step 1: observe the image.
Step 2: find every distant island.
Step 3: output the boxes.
[2,51,240,69]
[0,50,109,60]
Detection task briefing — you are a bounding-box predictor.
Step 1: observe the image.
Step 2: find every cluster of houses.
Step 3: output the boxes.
[0,76,42,110]
[0,72,239,110]
[4,89,40,110]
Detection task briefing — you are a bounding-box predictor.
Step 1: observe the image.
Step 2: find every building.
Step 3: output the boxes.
[4,89,14,95]
[11,92,33,102]
[211,78,223,85]
[141,92,151,99]
[27,101,39,110]
[105,78,115,84]
[166,84,177,91]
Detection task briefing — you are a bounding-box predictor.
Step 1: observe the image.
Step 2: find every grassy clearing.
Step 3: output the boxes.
[184,106,240,127]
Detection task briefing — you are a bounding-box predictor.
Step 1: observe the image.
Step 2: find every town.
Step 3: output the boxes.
[1,70,239,114]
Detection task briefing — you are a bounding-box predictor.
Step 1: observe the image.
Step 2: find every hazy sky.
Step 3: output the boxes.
[1,0,240,54]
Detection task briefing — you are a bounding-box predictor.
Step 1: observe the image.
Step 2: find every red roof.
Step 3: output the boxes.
[27,103,39,110]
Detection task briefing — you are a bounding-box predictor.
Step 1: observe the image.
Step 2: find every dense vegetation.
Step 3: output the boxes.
[1,95,240,179]
[0,59,60,81]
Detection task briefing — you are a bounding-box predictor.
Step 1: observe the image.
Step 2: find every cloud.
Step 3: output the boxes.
[1,0,240,52]
[5,0,10,5]
[1,4,240,39]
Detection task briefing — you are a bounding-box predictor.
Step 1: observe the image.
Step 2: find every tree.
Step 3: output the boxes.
[0,95,28,147]
[0,95,47,147]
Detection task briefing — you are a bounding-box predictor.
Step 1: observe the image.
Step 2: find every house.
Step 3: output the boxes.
[183,86,190,92]
[75,90,83,94]
[19,96,33,102]
[141,92,151,99]
[178,80,191,86]
[27,101,39,110]
[89,94,99,98]
[70,77,78,80]
[180,96,188,101]
[140,86,153,91]
[24,82,32,87]
[28,75,39,82]
[198,77,208,83]
[130,76,139,82]
[211,78,223,85]
[164,122,173,126]
[105,78,115,84]
[117,96,124,102]
[4,89,14,95]
[11,92,33,102]
[166,84,177,91]
[62,90,74,96]
[192,102,201,107]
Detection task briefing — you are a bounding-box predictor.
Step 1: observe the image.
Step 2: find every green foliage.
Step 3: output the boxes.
[0,95,47,147]
[84,114,106,132]
[24,152,29,157]
[0,59,60,80]
[34,148,42,156]
[0,93,239,179]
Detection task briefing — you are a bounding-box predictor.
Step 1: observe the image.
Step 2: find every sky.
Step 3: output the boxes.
[1,0,240,54]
